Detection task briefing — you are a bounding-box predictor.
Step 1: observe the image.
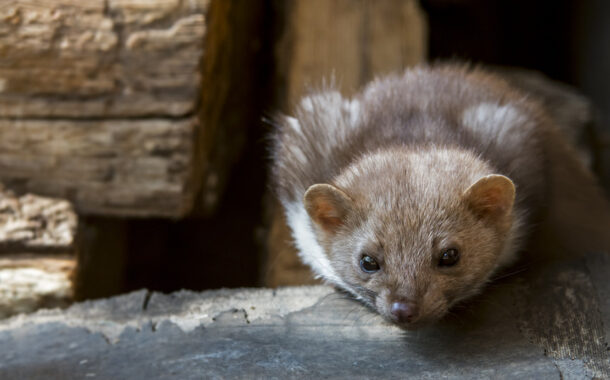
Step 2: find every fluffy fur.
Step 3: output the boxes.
[270,64,610,328]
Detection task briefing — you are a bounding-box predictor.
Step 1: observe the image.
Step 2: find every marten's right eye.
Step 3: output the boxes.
[438,248,460,267]
[360,255,380,273]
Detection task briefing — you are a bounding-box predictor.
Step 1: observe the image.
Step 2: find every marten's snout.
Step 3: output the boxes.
[390,301,419,324]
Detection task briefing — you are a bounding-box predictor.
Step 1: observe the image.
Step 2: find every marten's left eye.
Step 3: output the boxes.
[438,248,460,267]
[360,255,380,273]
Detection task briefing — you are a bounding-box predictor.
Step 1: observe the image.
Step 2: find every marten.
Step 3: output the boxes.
[271,64,610,329]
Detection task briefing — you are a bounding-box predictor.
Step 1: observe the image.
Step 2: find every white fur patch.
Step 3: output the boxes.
[285,116,301,134]
[345,99,361,127]
[284,202,360,297]
[299,91,342,113]
[299,91,361,130]
[462,103,528,146]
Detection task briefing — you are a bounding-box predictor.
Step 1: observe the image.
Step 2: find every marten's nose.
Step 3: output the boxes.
[390,301,419,323]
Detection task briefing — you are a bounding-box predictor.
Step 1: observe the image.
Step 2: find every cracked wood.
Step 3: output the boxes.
[0,0,209,118]
[0,0,210,217]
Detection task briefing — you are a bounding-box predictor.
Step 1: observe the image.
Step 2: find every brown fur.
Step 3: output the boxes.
[271,64,610,328]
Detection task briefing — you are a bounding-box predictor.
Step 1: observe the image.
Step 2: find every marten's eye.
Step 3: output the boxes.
[438,248,460,267]
[360,255,380,273]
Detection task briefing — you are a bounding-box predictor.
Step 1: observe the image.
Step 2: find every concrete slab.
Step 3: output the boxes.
[0,253,609,379]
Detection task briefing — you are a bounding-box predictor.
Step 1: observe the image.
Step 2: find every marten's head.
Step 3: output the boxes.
[304,149,518,328]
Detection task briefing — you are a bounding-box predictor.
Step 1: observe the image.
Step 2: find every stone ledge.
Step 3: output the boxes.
[1,253,609,379]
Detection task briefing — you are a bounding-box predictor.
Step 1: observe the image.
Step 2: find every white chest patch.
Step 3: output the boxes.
[283,201,360,298]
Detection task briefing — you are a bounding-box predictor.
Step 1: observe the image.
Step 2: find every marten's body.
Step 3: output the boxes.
[271,65,610,328]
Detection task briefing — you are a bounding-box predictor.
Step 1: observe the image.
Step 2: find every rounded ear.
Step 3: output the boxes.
[304,184,353,234]
[463,175,515,220]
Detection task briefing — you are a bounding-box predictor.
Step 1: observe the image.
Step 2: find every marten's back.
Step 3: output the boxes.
[271,65,548,215]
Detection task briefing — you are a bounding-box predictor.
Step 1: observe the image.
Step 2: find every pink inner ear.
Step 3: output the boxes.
[313,198,344,230]
[305,183,353,234]
[465,175,515,219]
[480,188,508,213]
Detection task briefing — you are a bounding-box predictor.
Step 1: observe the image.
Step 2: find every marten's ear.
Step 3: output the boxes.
[304,184,353,234]
[463,175,515,220]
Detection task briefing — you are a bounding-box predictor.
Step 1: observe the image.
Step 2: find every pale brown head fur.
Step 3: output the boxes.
[304,148,517,328]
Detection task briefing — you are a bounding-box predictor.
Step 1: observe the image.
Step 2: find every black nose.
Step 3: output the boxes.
[390,301,419,323]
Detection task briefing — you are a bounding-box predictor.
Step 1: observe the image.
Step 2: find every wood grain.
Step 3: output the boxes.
[0,0,213,217]
[0,117,196,217]
[0,253,74,318]
[0,0,208,118]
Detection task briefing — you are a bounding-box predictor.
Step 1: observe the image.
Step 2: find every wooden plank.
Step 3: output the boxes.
[0,117,196,217]
[0,0,208,118]
[0,0,266,218]
[0,253,75,318]
[0,0,207,217]
[0,185,75,252]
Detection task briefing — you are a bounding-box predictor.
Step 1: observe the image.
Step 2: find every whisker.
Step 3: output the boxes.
[490,266,529,282]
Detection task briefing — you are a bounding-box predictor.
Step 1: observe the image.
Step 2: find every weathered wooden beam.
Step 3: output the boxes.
[0,253,74,318]
[0,0,208,218]
[0,186,76,316]
[0,0,208,118]
[0,0,265,219]
[0,117,196,217]
[0,0,267,300]
[0,185,75,252]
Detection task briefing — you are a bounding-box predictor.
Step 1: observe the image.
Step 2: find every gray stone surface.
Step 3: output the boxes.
[1,253,609,379]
